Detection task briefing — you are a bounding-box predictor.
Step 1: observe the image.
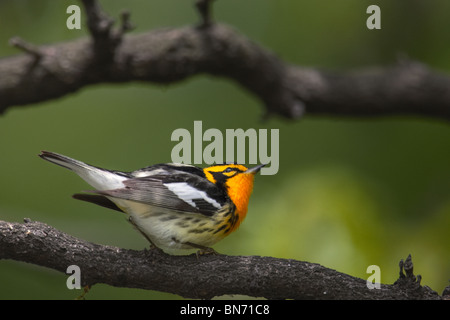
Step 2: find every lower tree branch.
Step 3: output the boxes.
[0,219,443,299]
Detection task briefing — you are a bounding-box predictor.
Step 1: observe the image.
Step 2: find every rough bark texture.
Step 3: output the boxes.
[1,1,449,300]
[0,219,444,300]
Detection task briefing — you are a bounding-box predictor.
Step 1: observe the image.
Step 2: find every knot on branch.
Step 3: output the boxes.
[9,37,43,61]
[81,0,134,61]
[397,254,421,284]
[196,0,216,28]
[392,254,439,300]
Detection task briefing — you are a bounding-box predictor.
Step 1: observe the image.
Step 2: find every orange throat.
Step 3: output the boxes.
[225,173,255,232]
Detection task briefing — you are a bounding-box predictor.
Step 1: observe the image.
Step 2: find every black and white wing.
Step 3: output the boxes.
[79,174,228,216]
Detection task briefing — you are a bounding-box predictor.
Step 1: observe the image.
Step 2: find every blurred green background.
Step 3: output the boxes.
[0,0,449,299]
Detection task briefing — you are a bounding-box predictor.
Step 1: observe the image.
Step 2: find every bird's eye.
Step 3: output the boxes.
[223,167,234,173]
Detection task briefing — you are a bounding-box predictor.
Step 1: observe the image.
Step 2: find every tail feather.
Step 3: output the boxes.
[39,151,94,172]
[72,193,124,213]
[39,151,127,190]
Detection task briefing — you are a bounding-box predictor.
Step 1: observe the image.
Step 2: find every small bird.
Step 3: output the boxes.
[39,151,264,254]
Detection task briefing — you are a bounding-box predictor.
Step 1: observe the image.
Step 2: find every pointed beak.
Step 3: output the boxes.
[244,163,266,175]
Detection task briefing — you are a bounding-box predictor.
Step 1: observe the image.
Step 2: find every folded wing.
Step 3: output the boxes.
[79,176,227,217]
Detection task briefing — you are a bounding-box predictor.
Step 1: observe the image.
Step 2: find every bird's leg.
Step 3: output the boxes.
[184,241,219,258]
[128,216,163,253]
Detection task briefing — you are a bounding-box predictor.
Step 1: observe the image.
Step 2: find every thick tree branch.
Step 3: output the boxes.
[0,219,443,299]
[1,1,450,120]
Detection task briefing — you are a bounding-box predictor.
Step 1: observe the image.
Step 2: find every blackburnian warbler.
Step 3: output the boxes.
[39,151,264,254]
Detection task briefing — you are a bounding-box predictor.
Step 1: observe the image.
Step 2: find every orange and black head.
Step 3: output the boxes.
[203,163,265,230]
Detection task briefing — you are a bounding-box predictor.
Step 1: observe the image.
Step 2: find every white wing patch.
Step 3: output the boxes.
[164,182,222,210]
[132,168,167,178]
